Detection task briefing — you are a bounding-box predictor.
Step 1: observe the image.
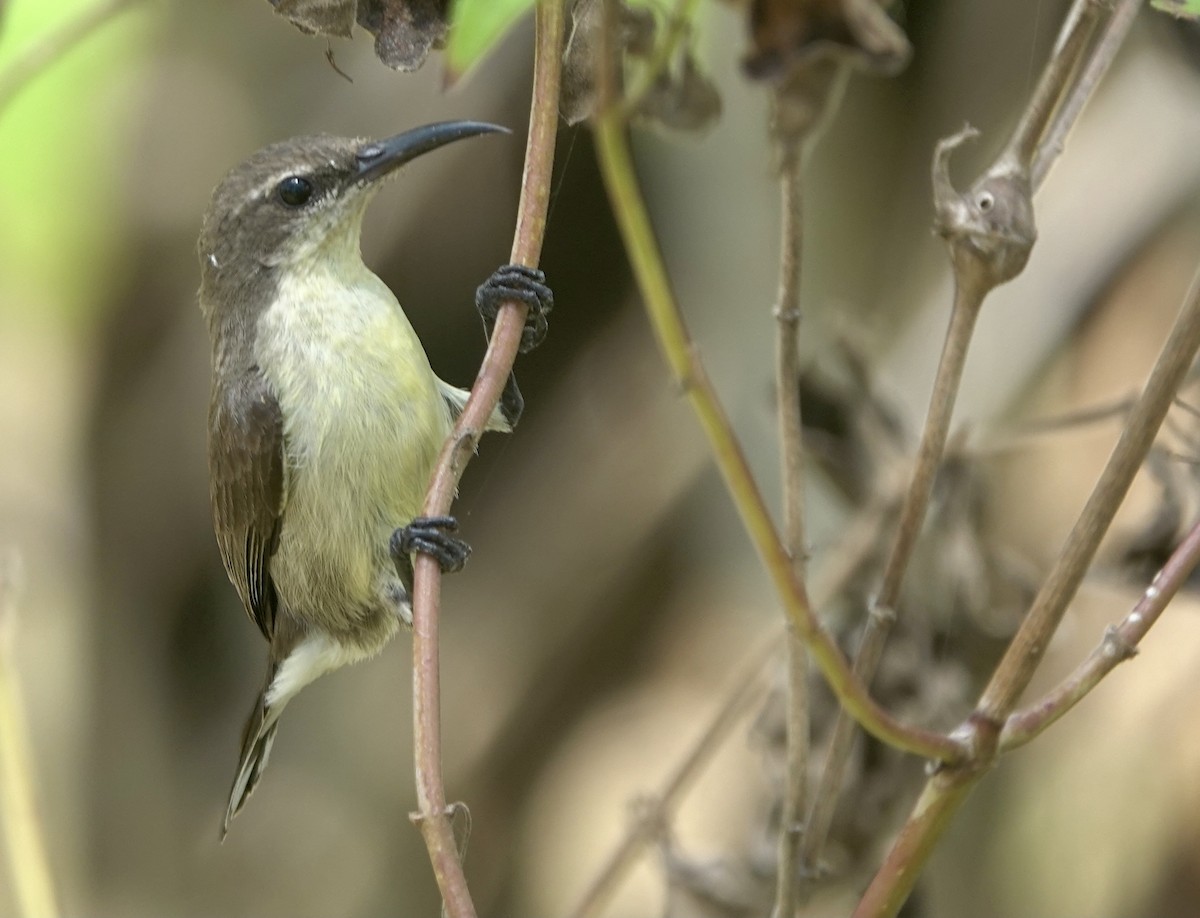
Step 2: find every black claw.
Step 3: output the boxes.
[476,264,553,354]
[391,516,471,574]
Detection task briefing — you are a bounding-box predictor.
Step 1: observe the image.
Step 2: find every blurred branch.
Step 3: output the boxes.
[590,4,963,766]
[856,260,1200,918]
[0,554,59,918]
[569,493,900,918]
[409,1,564,914]
[1001,513,1200,750]
[805,118,1037,874]
[0,0,147,120]
[812,0,1133,884]
[568,636,780,918]
[980,263,1200,718]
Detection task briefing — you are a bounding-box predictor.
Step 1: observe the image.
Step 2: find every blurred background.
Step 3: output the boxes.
[2,1,1200,916]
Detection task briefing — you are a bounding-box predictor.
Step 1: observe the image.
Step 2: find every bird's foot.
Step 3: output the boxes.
[476,264,553,354]
[390,516,471,574]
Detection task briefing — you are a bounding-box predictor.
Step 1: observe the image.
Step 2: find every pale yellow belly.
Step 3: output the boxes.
[255,266,451,645]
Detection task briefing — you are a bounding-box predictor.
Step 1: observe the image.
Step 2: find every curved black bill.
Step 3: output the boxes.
[355,121,509,183]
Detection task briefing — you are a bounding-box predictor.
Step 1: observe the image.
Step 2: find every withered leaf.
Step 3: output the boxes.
[744,0,910,82]
[357,0,449,71]
[270,0,356,38]
[560,0,721,133]
[265,0,450,71]
[634,52,722,134]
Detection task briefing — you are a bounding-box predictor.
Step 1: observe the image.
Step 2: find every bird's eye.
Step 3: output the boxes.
[277,175,314,207]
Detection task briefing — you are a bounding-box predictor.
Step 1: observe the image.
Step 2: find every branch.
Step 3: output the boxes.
[567,636,780,918]
[1000,513,1200,750]
[769,122,810,918]
[810,0,1131,878]
[0,555,59,918]
[408,2,564,914]
[803,118,1039,871]
[1004,0,1106,170]
[568,493,900,918]
[856,260,1200,918]
[0,0,147,119]
[1032,0,1140,190]
[590,19,964,767]
[979,264,1200,720]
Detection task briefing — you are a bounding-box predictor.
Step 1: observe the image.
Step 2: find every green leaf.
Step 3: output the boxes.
[1151,0,1200,20]
[446,0,536,76]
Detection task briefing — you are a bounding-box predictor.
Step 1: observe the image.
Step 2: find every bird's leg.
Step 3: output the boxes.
[476,264,554,427]
[391,516,471,574]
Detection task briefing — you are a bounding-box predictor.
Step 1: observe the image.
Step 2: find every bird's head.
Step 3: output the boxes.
[198,121,506,314]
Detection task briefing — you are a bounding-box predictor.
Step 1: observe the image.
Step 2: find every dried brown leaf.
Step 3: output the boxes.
[270,0,356,38]
[357,0,449,71]
[634,52,722,133]
[743,0,910,82]
[265,0,450,71]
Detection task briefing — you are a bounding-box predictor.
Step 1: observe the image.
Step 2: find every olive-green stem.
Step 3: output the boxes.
[591,105,963,765]
[569,493,900,918]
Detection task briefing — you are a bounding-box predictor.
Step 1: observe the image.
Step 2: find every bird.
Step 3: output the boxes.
[196,121,552,837]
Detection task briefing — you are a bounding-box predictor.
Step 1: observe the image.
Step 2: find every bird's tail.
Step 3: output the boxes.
[222,663,284,840]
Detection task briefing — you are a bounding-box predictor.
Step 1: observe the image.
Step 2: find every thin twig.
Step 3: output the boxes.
[980,266,1200,719]
[569,494,899,918]
[409,2,564,914]
[770,146,810,918]
[591,4,964,767]
[0,0,147,119]
[810,0,1120,878]
[0,556,59,918]
[568,636,781,918]
[1001,514,1200,750]
[1004,0,1105,170]
[1032,0,1140,190]
[856,261,1200,918]
[801,270,986,875]
[802,115,1040,874]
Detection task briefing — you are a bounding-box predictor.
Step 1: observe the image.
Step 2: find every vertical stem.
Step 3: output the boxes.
[592,78,963,765]
[802,281,984,872]
[409,2,564,914]
[1004,0,1103,168]
[771,163,810,917]
[1031,0,1139,190]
